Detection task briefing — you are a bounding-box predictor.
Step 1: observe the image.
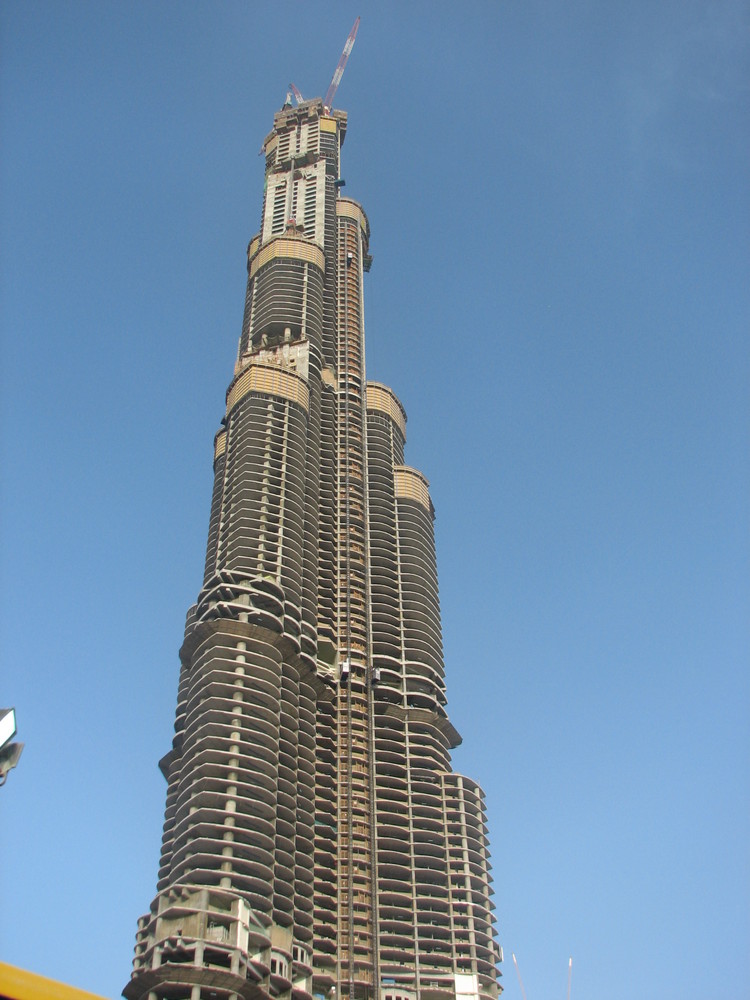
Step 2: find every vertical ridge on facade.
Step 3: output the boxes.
[125,97,501,1000]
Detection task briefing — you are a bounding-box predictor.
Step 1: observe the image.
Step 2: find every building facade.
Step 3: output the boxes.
[125,98,501,1000]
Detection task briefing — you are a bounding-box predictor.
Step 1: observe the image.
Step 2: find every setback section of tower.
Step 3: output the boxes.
[365,383,501,995]
[127,235,328,1000]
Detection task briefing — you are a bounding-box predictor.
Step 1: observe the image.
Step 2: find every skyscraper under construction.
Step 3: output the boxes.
[125,93,501,1000]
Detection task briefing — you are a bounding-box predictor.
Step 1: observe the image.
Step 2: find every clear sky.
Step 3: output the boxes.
[1,3,748,998]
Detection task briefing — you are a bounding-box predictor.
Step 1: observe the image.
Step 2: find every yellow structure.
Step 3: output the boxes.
[0,962,107,1000]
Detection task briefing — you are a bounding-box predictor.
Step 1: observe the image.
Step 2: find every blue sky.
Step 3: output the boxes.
[1,3,748,998]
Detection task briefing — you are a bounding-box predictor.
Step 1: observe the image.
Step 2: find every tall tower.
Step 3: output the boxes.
[125,97,501,1000]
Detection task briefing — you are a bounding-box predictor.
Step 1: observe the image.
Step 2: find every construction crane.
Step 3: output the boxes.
[567,957,573,1000]
[324,16,360,112]
[511,952,573,999]
[286,17,360,113]
[512,954,528,1000]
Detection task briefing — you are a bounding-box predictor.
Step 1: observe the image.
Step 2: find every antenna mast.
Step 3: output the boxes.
[324,16,360,112]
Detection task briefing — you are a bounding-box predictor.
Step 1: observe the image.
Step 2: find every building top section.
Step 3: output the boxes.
[248,234,325,279]
[262,98,348,158]
[394,465,435,519]
[366,382,407,437]
[336,197,371,247]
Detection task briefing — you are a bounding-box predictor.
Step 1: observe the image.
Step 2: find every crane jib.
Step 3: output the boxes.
[324,16,360,112]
